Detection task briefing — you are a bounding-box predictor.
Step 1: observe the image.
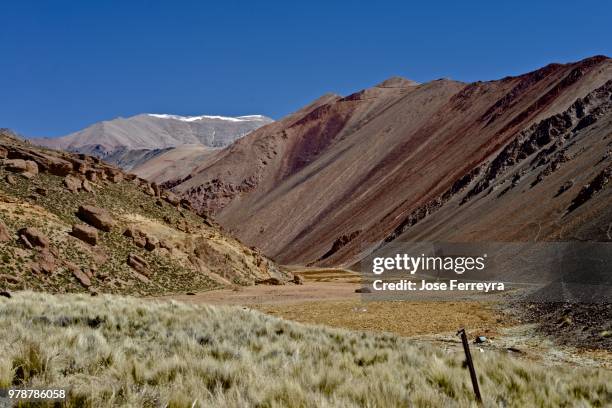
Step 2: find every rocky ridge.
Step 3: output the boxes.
[0,131,289,295]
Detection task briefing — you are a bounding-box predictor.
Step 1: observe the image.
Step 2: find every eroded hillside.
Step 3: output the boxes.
[169,56,611,267]
[0,131,288,295]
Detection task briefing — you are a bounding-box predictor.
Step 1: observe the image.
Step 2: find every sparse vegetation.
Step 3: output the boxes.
[0,133,286,296]
[0,292,610,407]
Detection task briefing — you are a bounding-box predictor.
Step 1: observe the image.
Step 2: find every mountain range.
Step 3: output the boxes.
[32,113,273,169]
[27,56,612,269]
[165,56,612,267]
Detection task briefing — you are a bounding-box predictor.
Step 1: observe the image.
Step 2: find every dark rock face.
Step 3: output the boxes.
[319,231,361,260]
[76,206,116,232]
[568,164,611,212]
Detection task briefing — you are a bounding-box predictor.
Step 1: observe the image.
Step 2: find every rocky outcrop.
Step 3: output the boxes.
[63,175,82,193]
[0,129,289,295]
[67,262,91,287]
[123,227,158,251]
[127,253,149,276]
[71,224,99,245]
[465,79,612,204]
[3,159,38,178]
[182,176,262,214]
[76,206,116,232]
[6,147,71,176]
[319,230,361,260]
[568,164,611,212]
[31,249,56,275]
[18,227,49,249]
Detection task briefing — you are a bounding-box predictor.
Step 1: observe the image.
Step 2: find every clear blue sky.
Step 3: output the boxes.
[1,0,610,137]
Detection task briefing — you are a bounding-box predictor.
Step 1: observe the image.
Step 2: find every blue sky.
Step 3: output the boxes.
[1,0,610,137]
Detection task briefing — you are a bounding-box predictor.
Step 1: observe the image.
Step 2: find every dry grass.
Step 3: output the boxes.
[255,300,507,338]
[0,292,610,407]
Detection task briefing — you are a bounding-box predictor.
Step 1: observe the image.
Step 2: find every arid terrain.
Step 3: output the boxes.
[160,57,612,268]
[1,56,611,407]
[154,269,612,368]
[0,130,288,296]
[2,291,611,407]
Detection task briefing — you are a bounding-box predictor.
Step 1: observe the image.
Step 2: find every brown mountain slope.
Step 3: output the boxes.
[172,56,612,267]
[131,144,218,184]
[0,131,289,295]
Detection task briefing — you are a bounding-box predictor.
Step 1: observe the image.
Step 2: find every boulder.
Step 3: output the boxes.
[24,161,39,177]
[355,287,372,293]
[159,240,173,250]
[143,184,155,196]
[35,187,47,196]
[5,174,16,185]
[69,265,91,288]
[71,224,98,245]
[63,175,82,193]
[0,274,21,284]
[31,249,56,275]
[152,182,161,197]
[127,253,149,276]
[18,227,49,249]
[292,274,304,285]
[164,192,181,206]
[76,205,116,232]
[123,227,148,248]
[0,146,7,159]
[144,235,158,251]
[180,199,192,210]
[106,169,123,183]
[67,157,88,174]
[134,236,147,248]
[4,159,38,178]
[85,170,97,182]
[0,220,10,242]
[3,159,26,172]
[257,277,283,285]
[81,179,94,193]
[122,226,137,238]
[6,148,71,176]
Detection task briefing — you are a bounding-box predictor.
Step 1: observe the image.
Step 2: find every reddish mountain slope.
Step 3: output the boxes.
[172,56,612,267]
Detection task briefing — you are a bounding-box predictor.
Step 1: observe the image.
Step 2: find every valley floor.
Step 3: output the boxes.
[1,291,611,407]
[153,268,612,370]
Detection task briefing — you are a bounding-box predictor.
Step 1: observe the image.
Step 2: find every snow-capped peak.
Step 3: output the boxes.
[147,114,268,123]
